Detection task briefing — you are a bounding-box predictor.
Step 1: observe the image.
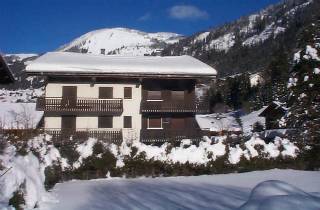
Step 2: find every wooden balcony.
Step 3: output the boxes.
[140,129,206,143]
[36,97,123,114]
[140,100,210,114]
[44,128,123,145]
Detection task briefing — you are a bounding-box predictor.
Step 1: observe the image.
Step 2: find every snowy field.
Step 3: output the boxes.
[41,169,320,210]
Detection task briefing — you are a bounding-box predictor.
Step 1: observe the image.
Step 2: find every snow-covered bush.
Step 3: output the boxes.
[0,132,305,209]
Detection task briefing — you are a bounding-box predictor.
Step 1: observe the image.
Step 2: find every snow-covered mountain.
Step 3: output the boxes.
[162,0,316,76]
[58,27,183,56]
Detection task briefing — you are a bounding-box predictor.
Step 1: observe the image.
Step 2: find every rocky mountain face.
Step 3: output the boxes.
[162,0,318,76]
[58,27,183,56]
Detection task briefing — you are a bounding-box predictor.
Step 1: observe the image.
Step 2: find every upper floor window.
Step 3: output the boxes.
[99,87,113,99]
[124,87,132,99]
[147,90,162,101]
[171,91,185,101]
[62,86,77,98]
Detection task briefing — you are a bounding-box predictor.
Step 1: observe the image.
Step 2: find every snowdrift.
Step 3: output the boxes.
[238,180,320,210]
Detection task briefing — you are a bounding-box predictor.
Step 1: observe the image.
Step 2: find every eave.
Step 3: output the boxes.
[26,71,216,80]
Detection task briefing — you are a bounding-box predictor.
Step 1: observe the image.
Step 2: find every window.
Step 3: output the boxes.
[99,87,113,99]
[98,116,113,128]
[171,91,184,101]
[123,116,132,128]
[148,117,162,129]
[100,49,105,55]
[61,115,76,131]
[124,87,132,99]
[147,90,162,101]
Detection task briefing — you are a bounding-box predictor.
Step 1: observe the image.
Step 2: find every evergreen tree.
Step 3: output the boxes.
[286,22,320,144]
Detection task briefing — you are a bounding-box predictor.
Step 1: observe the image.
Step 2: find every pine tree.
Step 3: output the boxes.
[286,21,320,144]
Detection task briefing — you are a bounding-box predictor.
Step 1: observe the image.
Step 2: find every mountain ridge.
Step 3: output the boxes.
[58,27,183,56]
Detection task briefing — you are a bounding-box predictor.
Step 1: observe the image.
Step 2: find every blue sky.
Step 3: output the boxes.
[1,0,281,54]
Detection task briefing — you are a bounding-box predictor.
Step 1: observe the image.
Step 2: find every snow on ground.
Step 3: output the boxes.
[241,107,266,135]
[239,180,320,210]
[242,23,286,47]
[194,31,210,43]
[196,108,266,135]
[0,135,68,209]
[208,33,235,52]
[0,144,46,209]
[0,88,43,103]
[0,102,43,129]
[41,169,320,210]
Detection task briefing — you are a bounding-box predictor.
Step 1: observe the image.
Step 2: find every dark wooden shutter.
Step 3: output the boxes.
[98,116,113,128]
[171,91,185,101]
[148,117,162,128]
[124,87,132,99]
[99,87,113,99]
[123,116,132,128]
[147,91,162,100]
[61,115,76,131]
[62,86,77,108]
[171,118,185,130]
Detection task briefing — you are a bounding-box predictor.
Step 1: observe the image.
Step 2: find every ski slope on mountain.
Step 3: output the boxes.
[58,27,182,56]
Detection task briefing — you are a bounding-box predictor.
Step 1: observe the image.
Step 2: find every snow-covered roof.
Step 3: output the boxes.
[196,113,241,132]
[26,52,217,78]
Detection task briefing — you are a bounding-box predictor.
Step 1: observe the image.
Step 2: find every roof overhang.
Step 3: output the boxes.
[0,55,15,84]
[26,71,216,79]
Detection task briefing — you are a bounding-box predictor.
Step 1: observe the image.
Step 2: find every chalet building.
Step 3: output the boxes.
[26,52,216,143]
[259,101,287,130]
[0,54,14,84]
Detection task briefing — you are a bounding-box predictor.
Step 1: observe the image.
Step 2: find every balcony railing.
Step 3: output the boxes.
[44,128,123,145]
[36,97,123,114]
[140,100,209,113]
[140,129,206,143]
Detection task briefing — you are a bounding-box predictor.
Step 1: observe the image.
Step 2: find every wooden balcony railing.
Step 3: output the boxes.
[44,128,123,145]
[140,100,210,113]
[140,129,206,143]
[36,97,123,114]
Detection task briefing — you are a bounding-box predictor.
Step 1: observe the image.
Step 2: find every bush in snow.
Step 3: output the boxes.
[44,165,63,190]
[252,121,264,132]
[8,182,26,210]
[59,144,80,166]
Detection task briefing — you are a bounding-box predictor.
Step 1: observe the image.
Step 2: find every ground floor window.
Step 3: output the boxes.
[148,117,162,129]
[124,116,132,128]
[98,116,113,128]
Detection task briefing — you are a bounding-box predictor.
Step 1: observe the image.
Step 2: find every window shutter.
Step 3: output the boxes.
[124,116,132,128]
[99,87,113,99]
[98,116,113,128]
[124,87,132,99]
[148,117,162,128]
[147,91,162,100]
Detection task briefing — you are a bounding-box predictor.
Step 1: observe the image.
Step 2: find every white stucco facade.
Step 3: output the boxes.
[44,82,142,141]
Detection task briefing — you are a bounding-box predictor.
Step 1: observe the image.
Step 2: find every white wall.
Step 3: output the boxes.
[44,82,142,141]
